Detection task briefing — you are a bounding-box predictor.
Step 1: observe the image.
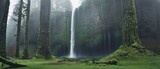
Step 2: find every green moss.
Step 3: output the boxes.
[100,44,154,61]
[101,0,155,62]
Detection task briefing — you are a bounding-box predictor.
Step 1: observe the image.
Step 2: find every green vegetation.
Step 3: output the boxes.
[0,56,160,69]
[100,45,154,61]
[101,0,154,61]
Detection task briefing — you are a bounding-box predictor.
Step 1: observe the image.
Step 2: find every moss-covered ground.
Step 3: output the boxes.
[0,56,160,69]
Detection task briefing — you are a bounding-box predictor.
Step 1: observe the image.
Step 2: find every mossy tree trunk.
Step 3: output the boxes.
[23,0,31,59]
[0,0,10,58]
[15,0,23,58]
[103,0,153,60]
[122,0,141,47]
[36,0,52,59]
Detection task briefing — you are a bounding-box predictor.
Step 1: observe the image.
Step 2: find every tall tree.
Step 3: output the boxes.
[104,0,153,60]
[36,0,52,59]
[122,0,141,46]
[23,0,31,59]
[0,0,10,58]
[15,0,23,58]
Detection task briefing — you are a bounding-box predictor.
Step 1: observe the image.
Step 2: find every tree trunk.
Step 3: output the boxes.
[23,0,31,59]
[104,0,153,60]
[122,0,141,46]
[16,0,23,58]
[36,0,52,59]
[0,0,10,58]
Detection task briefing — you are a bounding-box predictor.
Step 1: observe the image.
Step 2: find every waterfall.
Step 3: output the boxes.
[69,0,83,58]
[69,8,76,58]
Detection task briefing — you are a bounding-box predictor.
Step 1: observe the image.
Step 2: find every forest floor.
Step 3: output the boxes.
[0,56,160,69]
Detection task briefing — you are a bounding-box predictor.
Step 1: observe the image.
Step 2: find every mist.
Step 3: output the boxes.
[6,0,160,58]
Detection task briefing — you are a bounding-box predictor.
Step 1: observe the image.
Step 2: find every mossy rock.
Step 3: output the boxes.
[96,58,118,65]
[34,54,57,60]
[105,58,118,65]
[59,57,80,62]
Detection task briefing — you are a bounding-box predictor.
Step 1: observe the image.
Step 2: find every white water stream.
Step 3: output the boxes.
[69,0,83,58]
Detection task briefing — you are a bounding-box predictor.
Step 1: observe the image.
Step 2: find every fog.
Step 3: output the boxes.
[6,0,160,58]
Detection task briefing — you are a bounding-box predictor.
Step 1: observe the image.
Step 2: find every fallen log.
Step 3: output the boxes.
[0,56,27,68]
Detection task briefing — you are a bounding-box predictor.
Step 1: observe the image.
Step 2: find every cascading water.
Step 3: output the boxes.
[69,0,83,58]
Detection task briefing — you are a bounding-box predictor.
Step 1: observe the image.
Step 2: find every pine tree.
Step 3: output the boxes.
[15,0,23,58]
[22,0,31,59]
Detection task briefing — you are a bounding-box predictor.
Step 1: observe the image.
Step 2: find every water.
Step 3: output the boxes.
[69,8,76,58]
[69,0,83,58]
